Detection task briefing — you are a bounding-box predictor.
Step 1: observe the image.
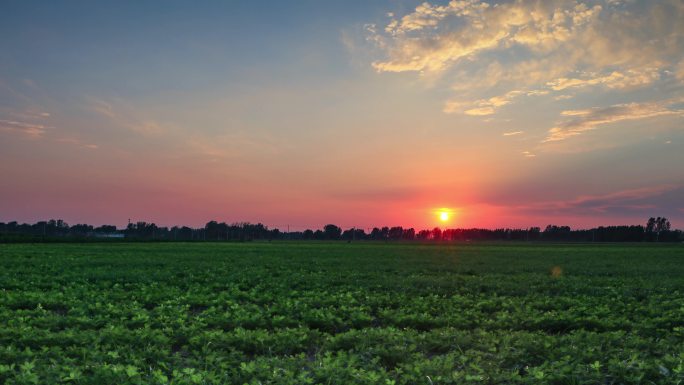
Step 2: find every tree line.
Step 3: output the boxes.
[0,217,681,242]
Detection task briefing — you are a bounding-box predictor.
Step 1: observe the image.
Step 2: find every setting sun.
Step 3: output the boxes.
[433,208,459,225]
[439,211,449,222]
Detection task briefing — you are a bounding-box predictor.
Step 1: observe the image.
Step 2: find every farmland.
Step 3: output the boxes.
[1,242,683,384]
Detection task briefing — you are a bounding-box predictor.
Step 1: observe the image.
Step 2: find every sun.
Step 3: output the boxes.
[433,207,456,224]
[439,211,449,222]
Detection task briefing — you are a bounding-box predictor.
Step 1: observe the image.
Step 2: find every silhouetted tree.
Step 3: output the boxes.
[528,227,541,240]
[126,221,159,239]
[646,217,672,241]
[70,224,93,236]
[340,228,368,241]
[388,226,404,240]
[95,225,117,233]
[323,224,342,240]
[543,225,572,241]
[1,217,682,243]
[656,217,671,232]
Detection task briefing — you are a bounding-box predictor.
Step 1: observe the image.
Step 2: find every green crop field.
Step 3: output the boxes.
[1,242,683,384]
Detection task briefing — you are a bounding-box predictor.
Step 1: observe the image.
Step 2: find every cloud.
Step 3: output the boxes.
[89,98,115,118]
[554,94,574,100]
[384,2,461,35]
[128,121,164,135]
[0,119,51,138]
[521,150,536,158]
[83,97,283,163]
[444,89,547,115]
[546,68,661,91]
[368,0,684,123]
[465,106,496,116]
[503,131,524,136]
[3,110,53,121]
[371,1,605,74]
[569,186,675,209]
[1,111,98,149]
[87,97,165,136]
[544,101,684,142]
[55,137,98,150]
[518,184,681,215]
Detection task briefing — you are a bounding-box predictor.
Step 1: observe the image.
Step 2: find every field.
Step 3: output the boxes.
[1,242,683,384]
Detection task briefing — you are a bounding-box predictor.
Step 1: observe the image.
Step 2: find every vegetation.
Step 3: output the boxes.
[1,217,682,242]
[1,242,683,384]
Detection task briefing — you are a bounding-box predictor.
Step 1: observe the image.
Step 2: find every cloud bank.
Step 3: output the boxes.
[545,101,684,142]
[516,184,682,216]
[368,0,684,145]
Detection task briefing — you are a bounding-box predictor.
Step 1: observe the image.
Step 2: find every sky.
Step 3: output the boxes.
[1,0,683,230]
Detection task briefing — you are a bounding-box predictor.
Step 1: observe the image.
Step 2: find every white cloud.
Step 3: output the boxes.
[1,113,98,149]
[544,101,684,142]
[371,1,606,74]
[464,106,496,116]
[444,89,544,115]
[546,68,661,91]
[503,131,524,136]
[368,0,684,125]
[554,94,574,101]
[560,109,591,117]
[0,119,50,138]
[385,0,492,36]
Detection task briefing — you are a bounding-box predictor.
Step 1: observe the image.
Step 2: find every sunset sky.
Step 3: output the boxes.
[1,0,683,230]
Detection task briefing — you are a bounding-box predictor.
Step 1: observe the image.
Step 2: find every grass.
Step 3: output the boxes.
[0,241,683,384]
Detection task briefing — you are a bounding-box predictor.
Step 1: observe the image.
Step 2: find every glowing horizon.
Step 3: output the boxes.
[1,1,683,230]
